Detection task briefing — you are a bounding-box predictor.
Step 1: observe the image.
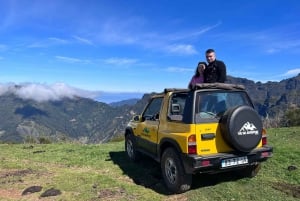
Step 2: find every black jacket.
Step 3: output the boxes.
[204,60,226,83]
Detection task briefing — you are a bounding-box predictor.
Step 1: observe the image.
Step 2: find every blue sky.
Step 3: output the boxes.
[0,0,300,102]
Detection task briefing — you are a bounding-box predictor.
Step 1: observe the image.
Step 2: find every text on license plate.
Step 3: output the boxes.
[221,156,248,168]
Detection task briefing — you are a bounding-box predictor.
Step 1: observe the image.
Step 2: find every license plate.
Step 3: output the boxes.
[221,156,248,168]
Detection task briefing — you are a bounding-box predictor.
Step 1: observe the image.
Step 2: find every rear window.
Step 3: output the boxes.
[195,91,252,122]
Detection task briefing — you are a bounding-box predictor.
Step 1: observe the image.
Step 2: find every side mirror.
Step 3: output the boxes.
[133,115,141,121]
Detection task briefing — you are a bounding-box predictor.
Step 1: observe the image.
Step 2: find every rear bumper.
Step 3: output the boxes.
[181,146,273,174]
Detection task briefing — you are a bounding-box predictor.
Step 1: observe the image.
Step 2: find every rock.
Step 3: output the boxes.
[22,186,42,195]
[40,188,61,197]
[288,165,297,171]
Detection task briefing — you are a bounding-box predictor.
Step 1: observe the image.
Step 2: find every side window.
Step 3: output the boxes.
[168,93,187,121]
[143,97,163,121]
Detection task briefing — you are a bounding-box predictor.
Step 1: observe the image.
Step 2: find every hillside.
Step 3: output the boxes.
[0,75,299,143]
[0,93,132,143]
[0,127,299,200]
[226,74,300,117]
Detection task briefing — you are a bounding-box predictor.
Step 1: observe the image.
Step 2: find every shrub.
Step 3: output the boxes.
[284,107,300,126]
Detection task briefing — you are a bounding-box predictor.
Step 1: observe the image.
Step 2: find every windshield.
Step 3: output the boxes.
[195,91,252,122]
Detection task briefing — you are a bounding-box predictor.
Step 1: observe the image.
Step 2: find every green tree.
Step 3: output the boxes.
[284,108,300,126]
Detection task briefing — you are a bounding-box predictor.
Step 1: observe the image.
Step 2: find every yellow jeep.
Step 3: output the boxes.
[125,83,273,193]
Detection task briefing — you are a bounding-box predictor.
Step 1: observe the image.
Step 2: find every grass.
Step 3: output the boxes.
[0,127,299,201]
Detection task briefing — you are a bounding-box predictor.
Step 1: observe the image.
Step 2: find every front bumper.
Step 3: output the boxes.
[181,146,273,174]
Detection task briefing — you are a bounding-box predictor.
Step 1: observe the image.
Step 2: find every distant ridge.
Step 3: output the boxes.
[0,74,299,143]
[109,98,139,107]
[226,74,300,118]
[96,92,143,104]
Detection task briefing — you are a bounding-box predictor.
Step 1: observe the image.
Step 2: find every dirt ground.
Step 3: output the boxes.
[0,169,57,200]
[272,182,300,199]
[1,168,299,200]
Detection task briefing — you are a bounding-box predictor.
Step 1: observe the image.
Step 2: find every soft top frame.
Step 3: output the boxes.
[164,83,245,94]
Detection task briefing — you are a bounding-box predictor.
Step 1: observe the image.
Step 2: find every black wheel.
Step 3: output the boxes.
[125,134,140,162]
[161,148,192,193]
[236,163,261,178]
[220,105,263,152]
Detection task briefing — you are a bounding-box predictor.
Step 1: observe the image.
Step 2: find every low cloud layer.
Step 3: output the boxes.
[0,82,99,102]
[283,68,300,76]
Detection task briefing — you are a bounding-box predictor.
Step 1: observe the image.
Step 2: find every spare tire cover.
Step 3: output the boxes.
[220,105,262,152]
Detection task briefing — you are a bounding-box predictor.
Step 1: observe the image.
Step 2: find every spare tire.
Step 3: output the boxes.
[220,105,262,152]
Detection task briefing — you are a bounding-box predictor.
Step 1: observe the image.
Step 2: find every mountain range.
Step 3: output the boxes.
[0,74,299,143]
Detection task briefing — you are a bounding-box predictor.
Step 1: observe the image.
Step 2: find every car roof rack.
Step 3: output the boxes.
[164,88,189,93]
[193,83,245,90]
[163,83,245,94]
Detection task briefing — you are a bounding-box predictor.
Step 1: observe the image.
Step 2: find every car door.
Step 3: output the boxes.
[135,97,163,155]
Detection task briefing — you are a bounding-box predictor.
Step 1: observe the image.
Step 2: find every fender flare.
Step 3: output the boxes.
[158,138,183,161]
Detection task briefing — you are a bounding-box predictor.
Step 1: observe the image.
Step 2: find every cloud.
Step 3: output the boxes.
[55,56,90,64]
[283,68,300,76]
[48,37,68,44]
[103,57,138,65]
[219,27,300,55]
[167,21,222,41]
[265,48,279,54]
[97,18,218,55]
[0,82,99,102]
[73,35,94,45]
[28,36,94,49]
[165,44,198,55]
[165,67,193,73]
[0,44,8,51]
[28,37,69,48]
[264,39,300,54]
[98,17,146,45]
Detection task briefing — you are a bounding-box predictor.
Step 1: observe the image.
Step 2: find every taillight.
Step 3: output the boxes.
[201,160,211,167]
[261,152,270,157]
[262,128,267,145]
[188,134,197,154]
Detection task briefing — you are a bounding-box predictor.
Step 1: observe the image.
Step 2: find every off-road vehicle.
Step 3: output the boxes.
[125,83,273,193]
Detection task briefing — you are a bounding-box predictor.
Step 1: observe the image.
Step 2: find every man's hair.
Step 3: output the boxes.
[205,49,215,54]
